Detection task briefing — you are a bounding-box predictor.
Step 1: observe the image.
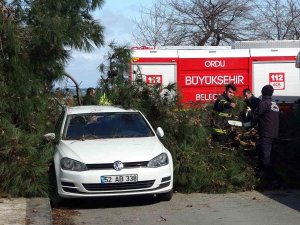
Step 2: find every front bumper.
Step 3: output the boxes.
[56,166,173,198]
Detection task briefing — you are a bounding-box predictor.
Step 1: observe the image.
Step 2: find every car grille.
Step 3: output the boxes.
[82,180,155,191]
[86,161,149,170]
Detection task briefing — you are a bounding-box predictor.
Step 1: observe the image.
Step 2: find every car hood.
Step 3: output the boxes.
[57,137,166,163]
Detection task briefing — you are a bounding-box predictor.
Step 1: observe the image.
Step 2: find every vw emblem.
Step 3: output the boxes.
[113,161,124,171]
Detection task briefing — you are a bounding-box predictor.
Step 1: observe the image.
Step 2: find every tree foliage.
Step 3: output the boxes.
[98,41,132,80]
[0,0,104,196]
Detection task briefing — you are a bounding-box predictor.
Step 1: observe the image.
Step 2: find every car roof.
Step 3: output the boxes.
[66,105,138,115]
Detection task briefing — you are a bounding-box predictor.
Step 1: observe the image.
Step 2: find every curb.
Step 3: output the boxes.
[26,198,52,225]
[0,198,27,225]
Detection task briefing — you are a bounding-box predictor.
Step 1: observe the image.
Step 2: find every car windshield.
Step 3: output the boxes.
[63,112,155,140]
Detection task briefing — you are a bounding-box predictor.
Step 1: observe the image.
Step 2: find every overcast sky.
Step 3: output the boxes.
[62,0,155,88]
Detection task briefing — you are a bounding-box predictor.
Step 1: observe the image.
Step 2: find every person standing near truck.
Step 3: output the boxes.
[242,88,261,127]
[212,83,237,136]
[257,85,280,188]
[243,88,261,112]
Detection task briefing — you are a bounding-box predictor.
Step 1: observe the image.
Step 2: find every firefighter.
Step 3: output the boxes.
[212,83,237,138]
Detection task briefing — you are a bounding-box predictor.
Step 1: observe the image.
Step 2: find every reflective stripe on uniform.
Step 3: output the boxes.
[212,128,227,134]
[218,112,231,117]
[99,93,111,105]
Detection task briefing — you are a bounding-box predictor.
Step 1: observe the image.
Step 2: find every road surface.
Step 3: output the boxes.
[54,190,300,225]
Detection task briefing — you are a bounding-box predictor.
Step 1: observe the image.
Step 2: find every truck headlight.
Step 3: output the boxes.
[147,153,169,168]
[61,157,87,171]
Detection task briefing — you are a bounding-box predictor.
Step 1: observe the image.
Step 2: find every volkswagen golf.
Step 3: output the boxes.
[45,105,173,206]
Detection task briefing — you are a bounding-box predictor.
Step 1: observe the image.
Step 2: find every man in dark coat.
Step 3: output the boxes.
[257,85,280,188]
[243,88,261,112]
[242,88,261,126]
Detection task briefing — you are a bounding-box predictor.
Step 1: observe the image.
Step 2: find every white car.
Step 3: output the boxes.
[46,105,173,206]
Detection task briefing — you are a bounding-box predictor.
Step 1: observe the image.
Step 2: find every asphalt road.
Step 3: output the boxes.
[55,190,300,225]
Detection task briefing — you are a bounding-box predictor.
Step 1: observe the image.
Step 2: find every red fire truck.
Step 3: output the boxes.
[131,40,300,105]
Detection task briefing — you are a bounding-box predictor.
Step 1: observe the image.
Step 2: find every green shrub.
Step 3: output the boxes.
[0,98,59,197]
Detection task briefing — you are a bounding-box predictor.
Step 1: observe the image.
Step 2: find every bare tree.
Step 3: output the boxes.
[285,0,300,39]
[133,0,254,46]
[132,1,185,46]
[249,0,300,40]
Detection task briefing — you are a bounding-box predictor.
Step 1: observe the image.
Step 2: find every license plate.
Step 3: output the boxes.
[100,174,138,183]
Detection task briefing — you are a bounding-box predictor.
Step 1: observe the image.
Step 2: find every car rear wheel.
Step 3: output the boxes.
[157,189,173,201]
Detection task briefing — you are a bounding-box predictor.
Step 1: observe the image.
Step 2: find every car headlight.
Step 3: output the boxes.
[147,153,169,168]
[60,157,87,171]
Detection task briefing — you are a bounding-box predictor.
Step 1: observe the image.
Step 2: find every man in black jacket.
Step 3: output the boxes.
[243,88,261,112]
[242,88,261,127]
[257,85,280,188]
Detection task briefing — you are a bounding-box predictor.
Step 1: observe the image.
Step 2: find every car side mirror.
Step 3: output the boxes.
[296,51,300,68]
[156,127,164,138]
[43,133,56,141]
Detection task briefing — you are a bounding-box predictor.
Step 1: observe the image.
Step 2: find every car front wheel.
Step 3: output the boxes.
[157,189,173,201]
[49,164,64,207]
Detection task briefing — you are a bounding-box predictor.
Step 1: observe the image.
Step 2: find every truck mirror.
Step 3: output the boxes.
[296,51,300,68]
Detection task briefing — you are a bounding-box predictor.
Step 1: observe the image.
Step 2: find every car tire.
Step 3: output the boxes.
[49,165,64,207]
[50,188,64,208]
[157,189,173,201]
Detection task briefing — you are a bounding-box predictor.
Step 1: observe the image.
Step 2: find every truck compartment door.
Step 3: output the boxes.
[252,62,300,103]
[131,64,177,86]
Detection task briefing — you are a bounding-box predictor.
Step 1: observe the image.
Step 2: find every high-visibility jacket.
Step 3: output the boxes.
[99,93,112,105]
